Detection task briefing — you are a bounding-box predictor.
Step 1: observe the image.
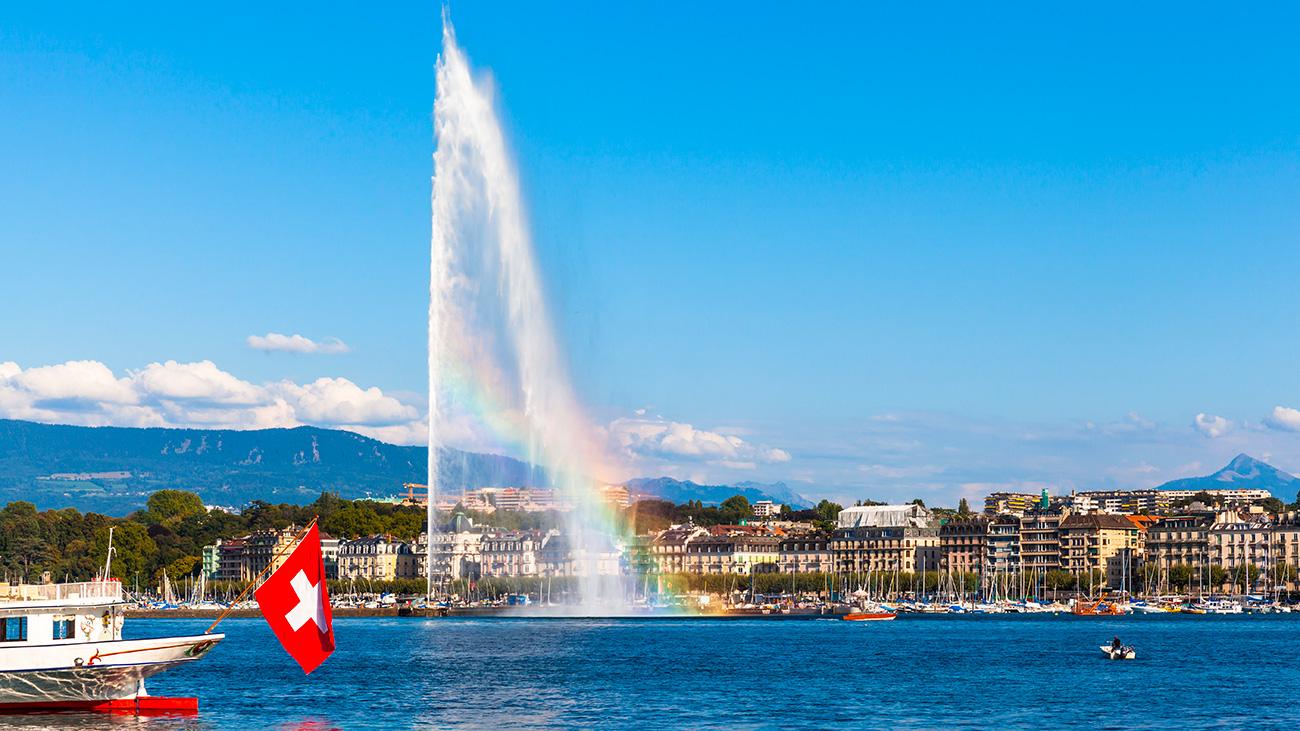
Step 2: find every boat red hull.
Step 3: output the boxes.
[0,696,198,715]
[842,612,897,621]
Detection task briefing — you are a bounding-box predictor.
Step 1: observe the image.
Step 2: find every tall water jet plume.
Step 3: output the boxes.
[429,17,629,613]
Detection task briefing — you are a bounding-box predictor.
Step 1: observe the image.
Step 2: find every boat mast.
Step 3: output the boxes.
[101,526,115,581]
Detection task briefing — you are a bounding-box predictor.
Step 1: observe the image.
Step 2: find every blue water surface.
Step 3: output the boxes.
[1,614,1295,730]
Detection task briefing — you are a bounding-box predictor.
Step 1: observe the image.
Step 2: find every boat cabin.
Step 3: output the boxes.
[0,580,124,646]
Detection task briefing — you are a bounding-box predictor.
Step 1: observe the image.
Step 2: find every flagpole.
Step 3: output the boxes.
[205,516,318,635]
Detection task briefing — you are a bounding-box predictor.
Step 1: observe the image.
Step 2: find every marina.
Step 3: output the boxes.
[116,587,1294,616]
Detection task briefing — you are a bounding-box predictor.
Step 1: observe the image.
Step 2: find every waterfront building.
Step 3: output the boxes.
[480,530,548,577]
[337,535,405,582]
[215,538,247,581]
[201,542,221,580]
[832,505,939,574]
[778,534,832,573]
[320,533,340,580]
[536,534,623,577]
[206,527,311,583]
[1144,513,1214,578]
[939,516,989,574]
[428,529,484,581]
[395,536,424,580]
[1018,510,1068,572]
[1208,514,1275,577]
[244,527,300,579]
[1058,514,1142,585]
[1140,510,1300,591]
[645,525,711,574]
[1274,513,1300,584]
[985,514,1021,572]
[683,535,782,575]
[537,533,572,577]
[625,535,656,576]
[830,526,940,574]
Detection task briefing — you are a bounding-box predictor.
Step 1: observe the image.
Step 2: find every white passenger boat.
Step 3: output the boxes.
[0,579,222,712]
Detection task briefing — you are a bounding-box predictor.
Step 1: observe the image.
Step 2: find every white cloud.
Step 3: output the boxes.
[1265,406,1300,432]
[1193,413,1232,438]
[607,415,791,469]
[132,360,262,405]
[13,360,137,406]
[246,332,350,355]
[0,359,422,443]
[272,377,418,427]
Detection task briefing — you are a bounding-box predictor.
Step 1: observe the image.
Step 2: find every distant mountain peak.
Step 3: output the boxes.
[1225,452,1259,470]
[1156,453,1297,499]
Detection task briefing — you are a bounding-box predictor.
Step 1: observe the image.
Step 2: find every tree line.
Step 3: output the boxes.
[0,490,429,588]
[0,489,836,589]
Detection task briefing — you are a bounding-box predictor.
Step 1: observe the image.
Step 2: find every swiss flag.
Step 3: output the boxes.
[254,523,335,674]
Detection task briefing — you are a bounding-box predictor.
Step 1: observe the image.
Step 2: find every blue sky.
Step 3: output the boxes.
[3,3,1300,503]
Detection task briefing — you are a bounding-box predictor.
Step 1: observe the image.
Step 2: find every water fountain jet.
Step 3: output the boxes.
[428,17,630,615]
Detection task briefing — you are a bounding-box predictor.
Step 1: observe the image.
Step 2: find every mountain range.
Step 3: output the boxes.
[625,477,813,509]
[4,419,1280,515]
[0,420,806,513]
[1153,453,1298,500]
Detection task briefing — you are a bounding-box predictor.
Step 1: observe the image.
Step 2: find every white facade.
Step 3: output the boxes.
[837,504,934,529]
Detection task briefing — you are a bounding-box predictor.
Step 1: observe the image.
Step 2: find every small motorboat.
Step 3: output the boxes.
[1100,644,1136,660]
[842,612,897,622]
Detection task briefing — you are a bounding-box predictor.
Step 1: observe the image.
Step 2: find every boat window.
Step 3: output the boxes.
[53,616,77,640]
[0,617,27,642]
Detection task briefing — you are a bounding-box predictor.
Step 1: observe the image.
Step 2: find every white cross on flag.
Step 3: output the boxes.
[254,523,335,673]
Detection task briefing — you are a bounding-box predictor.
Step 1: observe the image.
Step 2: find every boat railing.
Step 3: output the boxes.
[0,579,124,603]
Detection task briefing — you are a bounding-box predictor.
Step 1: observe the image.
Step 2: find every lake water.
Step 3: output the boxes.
[3,614,1297,730]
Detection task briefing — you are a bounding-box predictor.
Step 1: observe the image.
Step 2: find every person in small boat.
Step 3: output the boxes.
[1111,636,1123,651]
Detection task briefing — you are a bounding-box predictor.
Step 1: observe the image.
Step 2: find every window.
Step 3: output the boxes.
[53,616,76,640]
[0,617,26,642]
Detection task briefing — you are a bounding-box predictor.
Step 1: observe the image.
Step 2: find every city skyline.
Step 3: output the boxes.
[3,3,1300,503]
